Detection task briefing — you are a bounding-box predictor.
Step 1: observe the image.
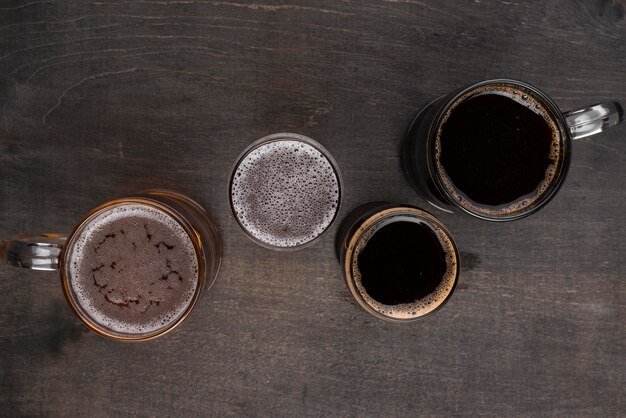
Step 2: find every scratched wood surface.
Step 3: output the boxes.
[0,0,625,416]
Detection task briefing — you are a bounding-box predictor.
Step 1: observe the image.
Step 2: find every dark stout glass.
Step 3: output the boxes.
[398,79,624,221]
[435,86,562,217]
[340,205,459,321]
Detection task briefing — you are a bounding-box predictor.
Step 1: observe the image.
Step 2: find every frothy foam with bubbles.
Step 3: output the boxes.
[230,139,340,248]
[66,203,199,337]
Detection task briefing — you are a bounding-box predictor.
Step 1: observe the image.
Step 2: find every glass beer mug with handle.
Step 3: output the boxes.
[403,79,624,221]
[0,190,221,342]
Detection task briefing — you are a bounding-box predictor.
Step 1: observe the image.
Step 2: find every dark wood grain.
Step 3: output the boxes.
[1,0,624,416]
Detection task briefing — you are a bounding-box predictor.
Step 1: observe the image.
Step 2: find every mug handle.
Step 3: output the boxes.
[564,101,624,140]
[0,234,66,271]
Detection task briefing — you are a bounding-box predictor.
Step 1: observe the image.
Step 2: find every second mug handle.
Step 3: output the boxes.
[0,234,66,271]
[563,101,624,140]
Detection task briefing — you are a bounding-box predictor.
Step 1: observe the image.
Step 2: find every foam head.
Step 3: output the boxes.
[230,136,341,248]
[65,203,199,337]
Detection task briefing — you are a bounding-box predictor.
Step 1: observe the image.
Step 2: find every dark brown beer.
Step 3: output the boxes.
[435,85,562,217]
[358,220,447,305]
[344,207,459,320]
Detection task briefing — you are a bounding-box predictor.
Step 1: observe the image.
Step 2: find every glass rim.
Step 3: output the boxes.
[343,205,460,322]
[228,132,344,251]
[59,197,207,342]
[427,78,572,221]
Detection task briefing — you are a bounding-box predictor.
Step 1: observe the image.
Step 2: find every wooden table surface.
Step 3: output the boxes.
[1,1,624,416]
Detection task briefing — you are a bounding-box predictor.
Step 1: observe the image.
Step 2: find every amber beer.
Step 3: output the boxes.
[1,190,221,341]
